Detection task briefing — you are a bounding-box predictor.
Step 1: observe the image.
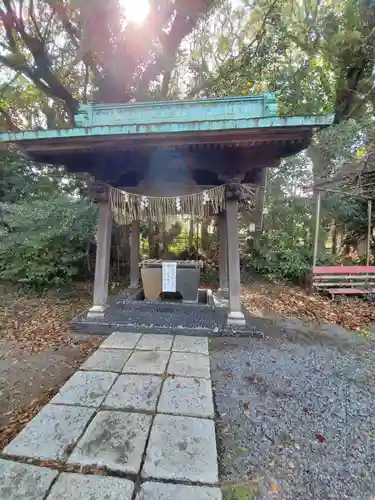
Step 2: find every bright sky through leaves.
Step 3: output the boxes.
[119,0,149,23]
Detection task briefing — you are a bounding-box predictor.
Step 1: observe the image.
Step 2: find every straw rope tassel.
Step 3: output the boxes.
[108,183,256,225]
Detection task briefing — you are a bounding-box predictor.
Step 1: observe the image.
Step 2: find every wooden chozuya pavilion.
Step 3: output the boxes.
[0,93,332,327]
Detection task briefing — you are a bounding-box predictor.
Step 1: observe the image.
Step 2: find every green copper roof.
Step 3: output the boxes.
[0,94,333,150]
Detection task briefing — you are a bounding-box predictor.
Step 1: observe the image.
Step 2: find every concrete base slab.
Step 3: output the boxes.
[46,472,134,500]
[51,371,117,408]
[71,296,255,336]
[68,410,152,474]
[212,294,228,309]
[136,334,174,351]
[172,336,209,355]
[227,311,246,326]
[157,376,214,418]
[81,348,132,372]
[100,332,141,349]
[87,305,109,319]
[136,482,222,500]
[4,404,95,461]
[0,459,58,500]
[123,350,170,375]
[103,374,162,411]
[142,414,218,483]
[167,352,211,379]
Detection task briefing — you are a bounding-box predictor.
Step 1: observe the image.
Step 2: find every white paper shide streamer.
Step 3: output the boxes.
[108,183,257,225]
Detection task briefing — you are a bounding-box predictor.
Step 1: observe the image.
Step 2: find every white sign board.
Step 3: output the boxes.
[162,261,177,292]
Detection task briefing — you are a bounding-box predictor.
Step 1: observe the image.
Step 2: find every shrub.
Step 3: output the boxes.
[248,230,311,281]
[0,196,97,288]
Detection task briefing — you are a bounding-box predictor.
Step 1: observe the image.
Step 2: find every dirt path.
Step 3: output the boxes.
[0,283,102,448]
[0,338,99,422]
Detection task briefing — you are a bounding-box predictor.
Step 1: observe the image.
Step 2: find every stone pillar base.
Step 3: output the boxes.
[130,220,140,290]
[128,283,140,289]
[87,304,109,319]
[227,311,246,326]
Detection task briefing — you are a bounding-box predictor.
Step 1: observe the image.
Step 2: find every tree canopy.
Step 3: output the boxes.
[1,0,374,128]
[0,0,221,128]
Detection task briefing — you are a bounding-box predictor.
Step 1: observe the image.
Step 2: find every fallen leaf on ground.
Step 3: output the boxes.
[270,483,281,493]
[315,433,326,443]
[243,403,250,418]
[242,281,375,332]
[0,282,93,354]
[0,282,102,448]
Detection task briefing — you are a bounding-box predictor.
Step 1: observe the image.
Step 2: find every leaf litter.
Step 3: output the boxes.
[242,281,375,332]
[0,282,102,449]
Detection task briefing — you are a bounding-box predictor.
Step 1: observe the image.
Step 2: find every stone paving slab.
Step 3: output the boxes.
[167,352,211,379]
[157,376,214,418]
[81,348,132,372]
[4,404,95,461]
[51,371,117,408]
[103,374,162,412]
[0,458,58,500]
[68,410,152,474]
[142,413,218,484]
[100,332,141,349]
[136,334,174,351]
[123,350,170,375]
[172,336,209,355]
[136,482,222,500]
[46,472,134,500]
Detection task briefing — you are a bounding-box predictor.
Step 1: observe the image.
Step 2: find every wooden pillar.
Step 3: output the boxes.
[367,199,372,267]
[88,201,112,318]
[226,196,245,326]
[129,220,141,288]
[313,191,321,268]
[218,211,228,294]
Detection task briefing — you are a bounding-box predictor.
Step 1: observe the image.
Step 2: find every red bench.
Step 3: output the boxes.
[312,266,375,297]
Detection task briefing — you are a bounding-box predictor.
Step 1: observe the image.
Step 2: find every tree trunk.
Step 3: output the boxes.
[188,218,194,251]
[201,219,210,253]
[330,218,337,256]
[148,222,159,259]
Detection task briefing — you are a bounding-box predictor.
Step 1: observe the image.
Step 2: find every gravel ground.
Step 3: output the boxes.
[210,331,375,500]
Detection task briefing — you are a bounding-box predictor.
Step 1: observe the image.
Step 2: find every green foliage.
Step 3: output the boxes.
[0,149,90,204]
[244,156,335,282]
[249,229,313,282]
[0,0,222,125]
[193,0,375,125]
[222,483,260,500]
[0,149,96,289]
[0,197,97,288]
[246,193,315,282]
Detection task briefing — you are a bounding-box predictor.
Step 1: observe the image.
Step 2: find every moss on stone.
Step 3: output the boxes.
[221,483,260,500]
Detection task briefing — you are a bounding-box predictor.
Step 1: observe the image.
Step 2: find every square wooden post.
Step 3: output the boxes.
[129,220,141,288]
[218,211,228,294]
[226,196,245,326]
[88,201,112,318]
